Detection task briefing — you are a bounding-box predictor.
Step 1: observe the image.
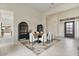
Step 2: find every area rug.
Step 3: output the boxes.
[21,39,60,55]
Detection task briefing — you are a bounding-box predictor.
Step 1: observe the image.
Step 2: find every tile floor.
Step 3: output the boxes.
[0,37,79,56]
[40,38,78,56]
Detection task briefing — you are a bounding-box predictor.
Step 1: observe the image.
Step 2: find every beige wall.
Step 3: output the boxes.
[47,6,79,39]
[0,4,44,41]
[1,3,79,41]
[47,14,59,36]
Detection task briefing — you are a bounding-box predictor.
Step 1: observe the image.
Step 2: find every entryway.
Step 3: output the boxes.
[18,22,29,40]
[64,21,75,38]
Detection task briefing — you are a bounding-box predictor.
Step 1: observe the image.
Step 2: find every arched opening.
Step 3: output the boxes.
[37,24,43,32]
[18,22,29,40]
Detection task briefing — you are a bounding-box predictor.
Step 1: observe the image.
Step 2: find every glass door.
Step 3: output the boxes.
[64,21,75,38]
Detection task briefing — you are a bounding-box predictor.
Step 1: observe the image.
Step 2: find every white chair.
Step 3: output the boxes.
[29,33,36,48]
[39,33,47,42]
[29,33,36,42]
[47,32,52,41]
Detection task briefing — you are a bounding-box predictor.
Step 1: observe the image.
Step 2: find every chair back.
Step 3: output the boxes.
[42,33,47,42]
[47,32,52,41]
[29,33,34,42]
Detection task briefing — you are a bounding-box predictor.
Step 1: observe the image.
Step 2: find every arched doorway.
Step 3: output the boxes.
[18,22,29,40]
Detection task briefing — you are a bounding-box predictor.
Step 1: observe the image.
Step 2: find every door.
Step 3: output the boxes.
[18,22,28,39]
[64,21,75,38]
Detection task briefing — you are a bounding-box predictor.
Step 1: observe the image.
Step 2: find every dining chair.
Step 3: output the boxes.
[39,33,47,45]
[47,32,52,42]
[29,33,35,42]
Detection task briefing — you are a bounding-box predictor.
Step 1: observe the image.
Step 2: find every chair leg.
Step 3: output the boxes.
[47,39,49,43]
[43,37,45,46]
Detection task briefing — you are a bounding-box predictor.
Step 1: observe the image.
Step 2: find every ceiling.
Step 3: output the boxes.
[0,3,79,16]
[28,3,79,15]
[27,3,62,12]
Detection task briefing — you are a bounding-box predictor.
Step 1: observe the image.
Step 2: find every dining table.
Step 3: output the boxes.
[33,32,43,43]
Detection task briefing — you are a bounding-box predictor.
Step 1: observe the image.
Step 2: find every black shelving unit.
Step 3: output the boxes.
[18,22,29,40]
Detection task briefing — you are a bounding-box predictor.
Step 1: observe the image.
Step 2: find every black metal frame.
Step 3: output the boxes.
[64,21,75,38]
